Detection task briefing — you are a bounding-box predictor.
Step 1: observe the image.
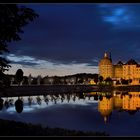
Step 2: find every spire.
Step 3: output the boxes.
[104,116,107,124]
[104,52,108,58]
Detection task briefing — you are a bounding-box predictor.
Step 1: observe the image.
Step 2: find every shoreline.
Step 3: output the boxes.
[0,119,109,136]
[0,85,140,97]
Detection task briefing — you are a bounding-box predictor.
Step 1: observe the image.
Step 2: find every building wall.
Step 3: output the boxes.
[122,65,135,79]
[98,96,113,111]
[99,64,114,79]
[114,65,123,79]
[99,53,140,82]
[122,92,140,110]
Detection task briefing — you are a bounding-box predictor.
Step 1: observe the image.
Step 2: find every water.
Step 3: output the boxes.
[0,91,140,136]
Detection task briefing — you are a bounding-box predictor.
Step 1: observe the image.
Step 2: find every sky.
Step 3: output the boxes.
[4,3,140,77]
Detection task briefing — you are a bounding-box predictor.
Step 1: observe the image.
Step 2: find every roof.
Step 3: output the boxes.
[125,59,138,65]
[117,61,123,65]
[99,109,112,117]
[99,58,112,65]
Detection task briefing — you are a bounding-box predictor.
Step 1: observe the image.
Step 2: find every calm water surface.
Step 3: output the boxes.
[0,91,140,136]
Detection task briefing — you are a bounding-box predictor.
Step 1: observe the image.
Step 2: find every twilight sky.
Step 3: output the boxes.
[4,3,140,77]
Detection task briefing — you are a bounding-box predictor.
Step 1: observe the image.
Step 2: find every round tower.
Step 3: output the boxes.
[99,52,114,79]
[98,96,113,124]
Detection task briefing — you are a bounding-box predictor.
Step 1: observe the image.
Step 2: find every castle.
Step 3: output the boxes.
[98,91,140,123]
[98,52,140,85]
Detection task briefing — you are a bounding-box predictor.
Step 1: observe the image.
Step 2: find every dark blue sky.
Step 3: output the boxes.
[5,3,140,76]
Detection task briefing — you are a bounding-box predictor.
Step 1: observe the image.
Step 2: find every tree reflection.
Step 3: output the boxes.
[127,110,137,115]
[60,94,65,103]
[93,93,98,101]
[15,98,23,113]
[66,94,70,103]
[99,95,103,101]
[28,96,33,106]
[78,93,85,100]
[4,99,9,109]
[43,95,49,105]
[36,96,42,105]
[0,98,4,110]
[72,94,76,102]
[9,99,14,106]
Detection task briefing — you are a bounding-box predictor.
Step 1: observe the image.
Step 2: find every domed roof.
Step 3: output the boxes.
[125,59,138,65]
[99,109,112,117]
[99,53,112,65]
[114,102,122,110]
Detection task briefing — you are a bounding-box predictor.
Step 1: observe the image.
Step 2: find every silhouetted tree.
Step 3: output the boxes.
[105,77,112,85]
[106,94,112,99]
[93,74,98,84]
[99,95,103,101]
[98,76,103,83]
[0,4,38,72]
[94,78,98,85]
[22,76,28,85]
[128,79,132,84]
[15,98,23,113]
[4,99,9,109]
[15,69,24,86]
[127,110,137,115]
[0,74,11,87]
[93,93,98,101]
[36,96,42,105]
[78,93,85,99]
[121,78,128,85]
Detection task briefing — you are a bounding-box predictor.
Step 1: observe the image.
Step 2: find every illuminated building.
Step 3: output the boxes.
[99,52,140,84]
[98,52,114,79]
[98,96,113,123]
[113,92,123,110]
[122,92,140,110]
[98,92,140,123]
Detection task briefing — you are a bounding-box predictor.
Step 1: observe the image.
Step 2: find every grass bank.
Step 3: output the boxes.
[0,119,109,136]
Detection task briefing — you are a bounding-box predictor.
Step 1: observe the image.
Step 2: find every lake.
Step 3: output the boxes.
[0,91,140,136]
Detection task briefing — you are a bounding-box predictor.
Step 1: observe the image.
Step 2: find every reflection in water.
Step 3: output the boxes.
[0,98,4,110]
[15,98,23,113]
[0,91,140,123]
[28,96,33,106]
[96,91,140,124]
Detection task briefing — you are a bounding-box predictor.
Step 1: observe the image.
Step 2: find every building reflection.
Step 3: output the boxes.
[98,96,113,124]
[0,91,140,120]
[97,91,140,123]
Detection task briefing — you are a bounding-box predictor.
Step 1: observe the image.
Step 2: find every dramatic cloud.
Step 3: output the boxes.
[5,3,140,76]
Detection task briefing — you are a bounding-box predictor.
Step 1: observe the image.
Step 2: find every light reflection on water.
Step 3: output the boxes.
[0,91,140,136]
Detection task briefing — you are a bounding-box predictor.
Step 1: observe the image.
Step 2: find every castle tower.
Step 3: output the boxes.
[99,52,114,79]
[98,96,113,124]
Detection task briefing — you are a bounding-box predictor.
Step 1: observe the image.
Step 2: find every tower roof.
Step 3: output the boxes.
[99,52,112,65]
[125,59,138,65]
[117,61,123,65]
[99,109,112,117]
[104,52,108,58]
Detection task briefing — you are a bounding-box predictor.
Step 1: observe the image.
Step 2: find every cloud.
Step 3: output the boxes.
[98,4,140,30]
[4,4,140,76]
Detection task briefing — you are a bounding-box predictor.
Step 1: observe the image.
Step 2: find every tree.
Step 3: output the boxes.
[0,4,38,77]
[15,69,24,86]
[98,76,103,83]
[105,77,112,85]
[94,77,98,85]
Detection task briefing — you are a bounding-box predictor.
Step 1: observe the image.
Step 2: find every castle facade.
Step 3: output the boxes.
[98,52,140,84]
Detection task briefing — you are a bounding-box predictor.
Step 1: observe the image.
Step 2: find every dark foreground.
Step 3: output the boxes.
[0,119,109,136]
